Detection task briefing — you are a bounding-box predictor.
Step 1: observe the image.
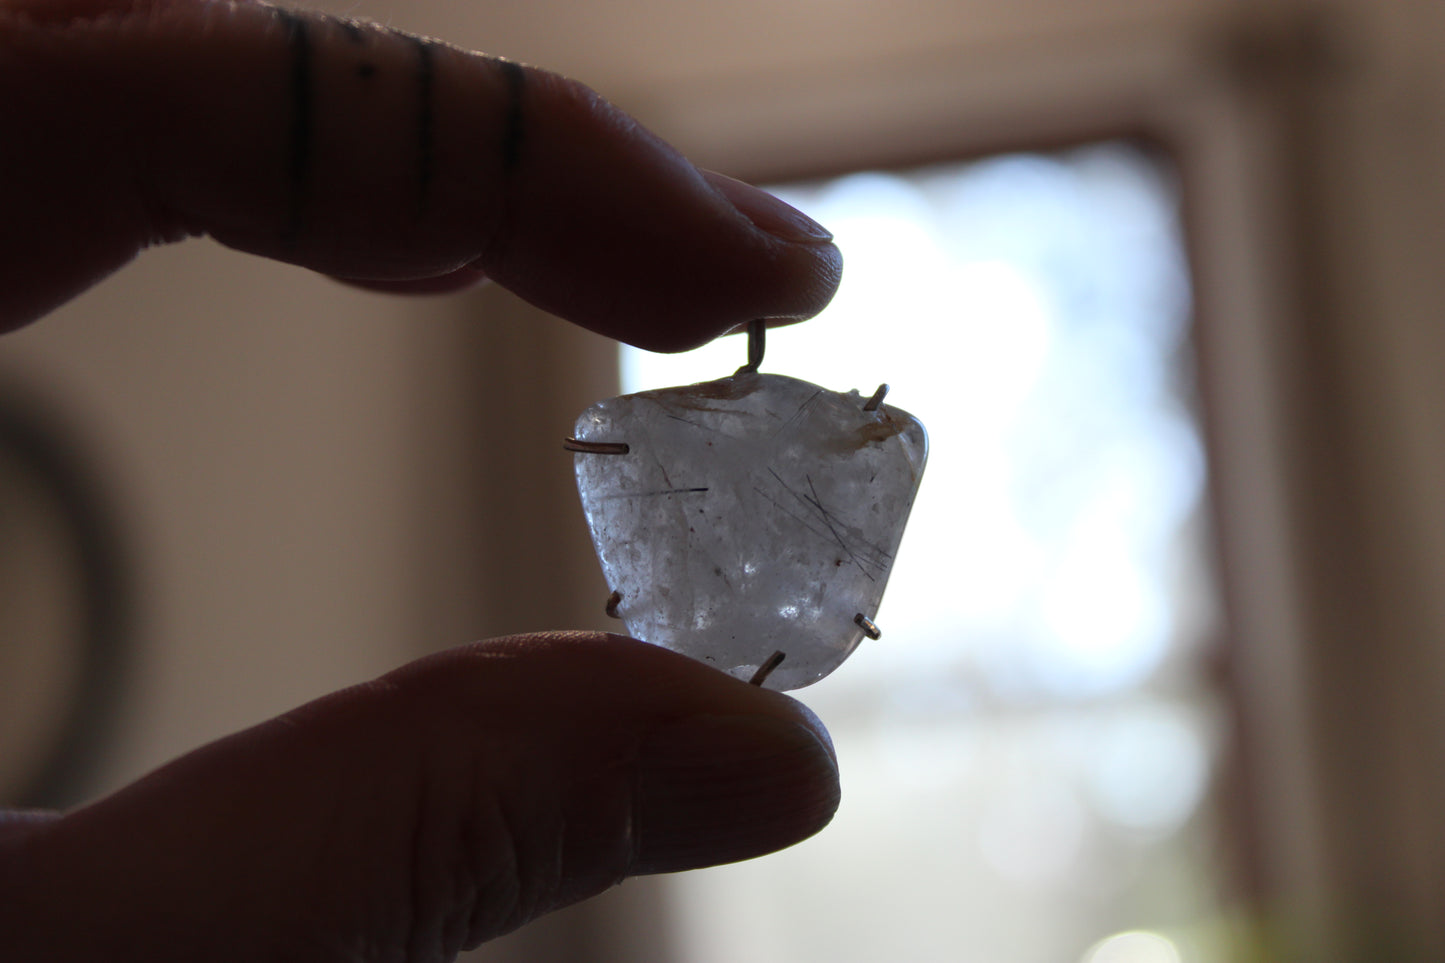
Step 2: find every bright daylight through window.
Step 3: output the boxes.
[622,144,1227,963]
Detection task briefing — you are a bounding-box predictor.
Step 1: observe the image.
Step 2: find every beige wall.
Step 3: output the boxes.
[3,242,429,795]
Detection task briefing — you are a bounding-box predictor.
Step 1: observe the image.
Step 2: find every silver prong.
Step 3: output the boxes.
[854,613,882,640]
[863,384,889,411]
[564,438,630,454]
[605,590,623,619]
[749,650,786,686]
[736,318,766,375]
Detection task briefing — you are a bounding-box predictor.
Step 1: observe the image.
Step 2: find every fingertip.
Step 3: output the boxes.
[632,711,840,875]
[329,263,490,295]
[432,633,841,875]
[699,169,833,246]
[472,70,843,352]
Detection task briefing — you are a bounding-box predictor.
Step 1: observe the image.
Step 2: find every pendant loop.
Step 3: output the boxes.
[736,319,766,374]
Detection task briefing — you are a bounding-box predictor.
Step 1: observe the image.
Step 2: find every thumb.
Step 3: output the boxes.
[0,633,839,963]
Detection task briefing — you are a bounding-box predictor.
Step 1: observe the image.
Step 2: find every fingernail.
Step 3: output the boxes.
[632,714,841,875]
[702,170,835,245]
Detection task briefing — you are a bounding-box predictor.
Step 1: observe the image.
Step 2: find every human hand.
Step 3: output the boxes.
[0,2,843,960]
[0,636,839,961]
[0,0,841,344]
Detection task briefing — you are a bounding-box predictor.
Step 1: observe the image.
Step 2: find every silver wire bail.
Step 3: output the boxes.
[737,319,766,375]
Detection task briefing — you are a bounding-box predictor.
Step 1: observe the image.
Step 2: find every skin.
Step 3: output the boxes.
[0,2,844,960]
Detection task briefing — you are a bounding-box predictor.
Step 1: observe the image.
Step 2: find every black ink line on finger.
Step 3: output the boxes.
[328,15,375,78]
[276,9,314,243]
[414,37,436,216]
[499,59,526,175]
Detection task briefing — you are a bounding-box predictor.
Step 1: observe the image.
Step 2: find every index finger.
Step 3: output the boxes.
[0,0,842,349]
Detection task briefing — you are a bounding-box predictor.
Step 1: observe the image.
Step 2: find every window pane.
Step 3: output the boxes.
[621,144,1227,963]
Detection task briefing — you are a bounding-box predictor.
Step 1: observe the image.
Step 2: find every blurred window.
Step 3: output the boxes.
[621,143,1227,963]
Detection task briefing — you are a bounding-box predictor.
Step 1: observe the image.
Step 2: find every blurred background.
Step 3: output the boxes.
[4,0,1445,961]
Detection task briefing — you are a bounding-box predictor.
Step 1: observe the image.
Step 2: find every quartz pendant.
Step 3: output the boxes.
[570,371,927,690]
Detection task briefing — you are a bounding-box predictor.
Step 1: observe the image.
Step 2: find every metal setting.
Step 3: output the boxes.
[854,613,882,640]
[748,650,786,686]
[564,438,630,455]
[863,384,890,412]
[736,319,766,375]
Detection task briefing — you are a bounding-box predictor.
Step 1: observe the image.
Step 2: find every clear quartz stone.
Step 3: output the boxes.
[572,371,927,690]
